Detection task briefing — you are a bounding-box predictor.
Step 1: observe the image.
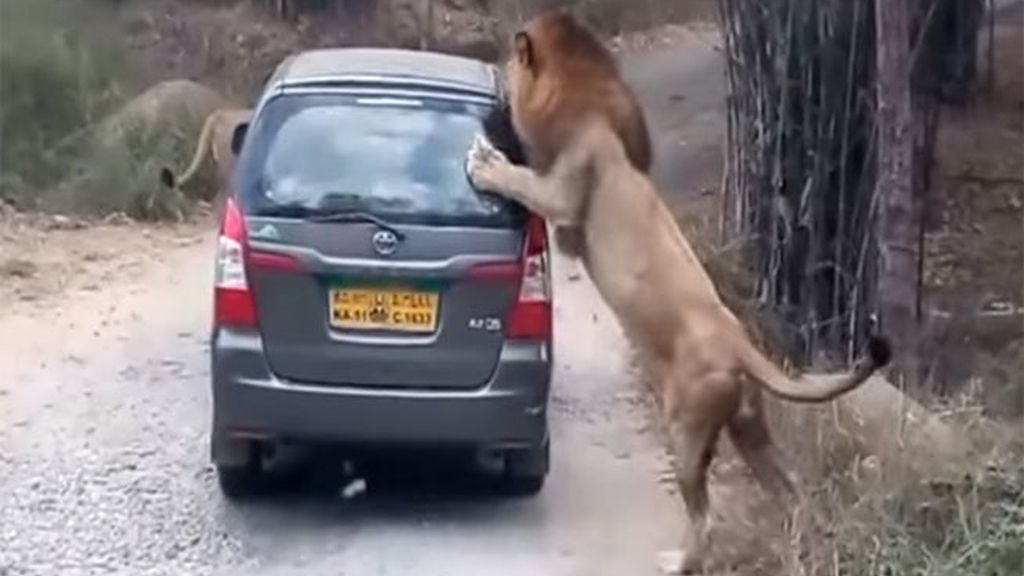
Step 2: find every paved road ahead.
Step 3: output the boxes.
[0,33,726,576]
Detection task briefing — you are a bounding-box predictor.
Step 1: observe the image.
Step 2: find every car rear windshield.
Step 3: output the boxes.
[236,92,526,227]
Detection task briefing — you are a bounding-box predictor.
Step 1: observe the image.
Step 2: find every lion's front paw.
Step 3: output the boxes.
[465,133,511,193]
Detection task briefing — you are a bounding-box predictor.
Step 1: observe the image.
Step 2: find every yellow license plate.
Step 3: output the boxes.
[329,287,439,333]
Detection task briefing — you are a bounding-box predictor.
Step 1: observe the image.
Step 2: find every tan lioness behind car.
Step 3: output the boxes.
[159,108,251,203]
[466,11,892,574]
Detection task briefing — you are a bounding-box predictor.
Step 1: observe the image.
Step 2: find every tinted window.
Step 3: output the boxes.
[236,93,525,227]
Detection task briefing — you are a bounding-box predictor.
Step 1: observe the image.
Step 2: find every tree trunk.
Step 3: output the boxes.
[421,0,434,51]
[874,0,922,390]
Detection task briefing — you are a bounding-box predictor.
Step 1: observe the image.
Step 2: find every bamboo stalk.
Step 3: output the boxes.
[719,0,885,363]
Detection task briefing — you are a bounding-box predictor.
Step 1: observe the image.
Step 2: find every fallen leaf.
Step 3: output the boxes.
[0,259,37,279]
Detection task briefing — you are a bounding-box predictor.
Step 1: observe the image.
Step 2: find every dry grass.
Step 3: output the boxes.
[919,9,1024,408]
[670,201,1024,576]
[770,393,1023,576]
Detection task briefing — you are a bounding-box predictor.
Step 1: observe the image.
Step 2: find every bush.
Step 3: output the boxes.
[46,80,225,220]
[0,1,225,220]
[54,112,193,221]
[778,403,1019,573]
[0,0,132,207]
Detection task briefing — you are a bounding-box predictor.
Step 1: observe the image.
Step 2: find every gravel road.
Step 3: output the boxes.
[0,29,727,576]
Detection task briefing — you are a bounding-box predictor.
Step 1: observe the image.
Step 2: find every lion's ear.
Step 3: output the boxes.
[513,31,535,69]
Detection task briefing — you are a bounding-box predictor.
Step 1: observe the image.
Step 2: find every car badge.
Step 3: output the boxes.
[371,229,399,256]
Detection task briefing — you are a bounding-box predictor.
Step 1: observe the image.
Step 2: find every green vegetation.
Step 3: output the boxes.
[0,0,131,206]
[55,101,204,221]
[803,420,1023,576]
[0,0,217,220]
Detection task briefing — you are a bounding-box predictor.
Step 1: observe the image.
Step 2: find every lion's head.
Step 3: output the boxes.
[501,11,651,173]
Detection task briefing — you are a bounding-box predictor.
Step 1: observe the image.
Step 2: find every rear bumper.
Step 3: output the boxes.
[210,328,552,453]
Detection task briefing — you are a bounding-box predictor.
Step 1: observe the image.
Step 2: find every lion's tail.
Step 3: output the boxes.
[737,335,892,403]
[159,111,220,190]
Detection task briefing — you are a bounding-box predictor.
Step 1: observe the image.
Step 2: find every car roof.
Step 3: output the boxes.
[270,48,501,98]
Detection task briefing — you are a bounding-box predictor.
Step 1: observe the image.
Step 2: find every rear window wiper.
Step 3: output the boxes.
[253,191,405,239]
[306,210,406,240]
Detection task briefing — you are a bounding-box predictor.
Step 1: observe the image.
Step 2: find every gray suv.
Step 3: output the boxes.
[210,48,553,498]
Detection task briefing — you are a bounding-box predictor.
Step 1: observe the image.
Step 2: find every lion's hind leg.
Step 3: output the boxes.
[726,386,795,499]
[665,417,717,573]
[659,368,738,574]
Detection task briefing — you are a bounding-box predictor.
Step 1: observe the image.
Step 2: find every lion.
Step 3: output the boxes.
[159,108,251,203]
[498,16,653,259]
[467,11,892,573]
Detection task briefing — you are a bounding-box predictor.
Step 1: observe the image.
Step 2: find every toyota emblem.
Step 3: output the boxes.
[371,229,399,256]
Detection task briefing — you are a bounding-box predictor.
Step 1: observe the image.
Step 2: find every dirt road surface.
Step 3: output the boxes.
[1,29,742,576]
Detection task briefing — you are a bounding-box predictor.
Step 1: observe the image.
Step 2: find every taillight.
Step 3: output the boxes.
[466,261,521,280]
[248,249,303,272]
[214,198,257,328]
[506,214,551,340]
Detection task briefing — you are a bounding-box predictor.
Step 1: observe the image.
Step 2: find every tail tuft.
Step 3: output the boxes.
[159,167,176,190]
[867,336,892,367]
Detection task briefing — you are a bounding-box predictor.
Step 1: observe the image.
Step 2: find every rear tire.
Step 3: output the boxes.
[499,440,549,497]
